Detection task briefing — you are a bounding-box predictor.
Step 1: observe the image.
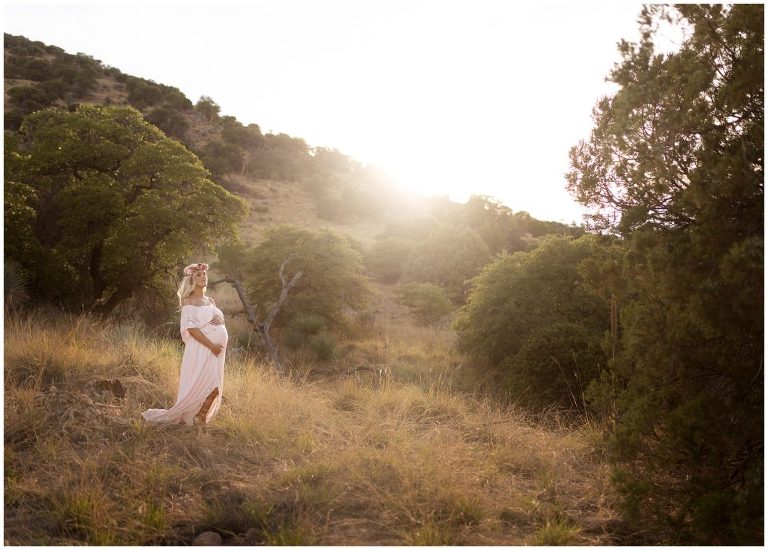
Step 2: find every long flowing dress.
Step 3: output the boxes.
[142,303,227,425]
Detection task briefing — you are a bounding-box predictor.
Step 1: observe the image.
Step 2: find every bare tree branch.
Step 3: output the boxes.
[209,256,302,374]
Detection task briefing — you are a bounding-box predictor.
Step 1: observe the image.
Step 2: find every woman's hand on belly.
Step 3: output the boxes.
[209,343,224,357]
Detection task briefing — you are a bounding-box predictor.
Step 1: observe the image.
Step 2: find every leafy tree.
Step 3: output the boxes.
[462,195,528,254]
[396,282,453,326]
[198,140,245,177]
[566,5,763,543]
[145,106,190,140]
[5,104,247,314]
[125,77,163,109]
[221,116,263,150]
[228,226,371,330]
[402,224,492,302]
[7,85,57,115]
[310,147,354,176]
[195,95,221,122]
[125,77,192,111]
[247,133,311,181]
[455,235,609,370]
[380,216,439,242]
[366,236,415,283]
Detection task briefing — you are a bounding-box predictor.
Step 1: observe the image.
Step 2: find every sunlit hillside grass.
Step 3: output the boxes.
[4,308,623,545]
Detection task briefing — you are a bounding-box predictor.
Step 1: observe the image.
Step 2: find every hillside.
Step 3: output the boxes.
[4,32,580,251]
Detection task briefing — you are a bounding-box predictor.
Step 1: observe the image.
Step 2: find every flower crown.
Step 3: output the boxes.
[183,263,209,276]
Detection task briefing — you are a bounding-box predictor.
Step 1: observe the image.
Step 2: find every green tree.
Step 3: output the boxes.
[366,236,415,283]
[195,95,221,122]
[221,116,264,150]
[566,5,763,544]
[402,224,491,302]
[198,140,245,177]
[145,105,190,140]
[461,195,528,254]
[247,133,310,181]
[228,226,371,331]
[5,105,247,314]
[396,282,453,326]
[455,235,609,370]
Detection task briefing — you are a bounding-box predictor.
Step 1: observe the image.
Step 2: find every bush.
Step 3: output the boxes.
[307,333,335,362]
[366,237,414,283]
[402,225,491,303]
[198,140,244,176]
[396,283,453,326]
[504,322,605,412]
[7,85,57,113]
[455,235,609,368]
[145,106,189,140]
[281,313,328,351]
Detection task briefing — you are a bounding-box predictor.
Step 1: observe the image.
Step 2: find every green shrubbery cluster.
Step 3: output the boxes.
[124,76,192,111]
[5,34,102,129]
[396,283,453,326]
[457,7,763,542]
[455,235,609,412]
[402,225,491,303]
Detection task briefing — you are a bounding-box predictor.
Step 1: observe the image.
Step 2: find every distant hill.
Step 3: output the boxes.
[4,33,581,249]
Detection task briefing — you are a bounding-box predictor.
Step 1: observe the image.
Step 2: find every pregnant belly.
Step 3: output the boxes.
[203,324,228,346]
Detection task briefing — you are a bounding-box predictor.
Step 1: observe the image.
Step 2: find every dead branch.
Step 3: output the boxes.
[209,256,302,374]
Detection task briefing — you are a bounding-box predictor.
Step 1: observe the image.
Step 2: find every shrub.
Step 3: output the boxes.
[402,225,491,303]
[366,237,414,283]
[281,313,328,351]
[307,333,335,362]
[455,235,609,368]
[145,106,189,140]
[198,140,244,176]
[396,283,453,326]
[504,322,605,412]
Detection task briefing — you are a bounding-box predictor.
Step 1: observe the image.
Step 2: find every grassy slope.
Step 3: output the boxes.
[4,309,620,545]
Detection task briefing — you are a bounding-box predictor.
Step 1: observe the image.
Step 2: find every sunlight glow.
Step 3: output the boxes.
[4,1,646,223]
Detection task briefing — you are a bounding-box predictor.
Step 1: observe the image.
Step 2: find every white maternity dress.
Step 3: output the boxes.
[142,302,227,425]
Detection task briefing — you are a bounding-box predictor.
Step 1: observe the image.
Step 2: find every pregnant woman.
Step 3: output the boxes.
[142,263,227,426]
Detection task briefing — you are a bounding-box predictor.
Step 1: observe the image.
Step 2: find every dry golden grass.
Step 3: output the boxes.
[5,308,622,545]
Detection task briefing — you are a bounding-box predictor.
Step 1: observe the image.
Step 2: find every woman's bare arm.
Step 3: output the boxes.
[187,328,223,356]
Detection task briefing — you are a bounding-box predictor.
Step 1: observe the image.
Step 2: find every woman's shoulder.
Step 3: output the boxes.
[182,296,215,308]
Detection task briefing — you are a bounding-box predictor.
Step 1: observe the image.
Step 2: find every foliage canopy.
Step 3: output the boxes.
[5,104,247,315]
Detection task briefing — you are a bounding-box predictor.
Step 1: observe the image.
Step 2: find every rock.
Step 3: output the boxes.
[193,531,222,546]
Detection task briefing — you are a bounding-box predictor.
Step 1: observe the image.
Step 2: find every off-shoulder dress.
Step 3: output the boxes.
[141,300,227,425]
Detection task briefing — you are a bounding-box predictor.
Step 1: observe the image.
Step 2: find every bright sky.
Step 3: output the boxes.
[4,1,646,223]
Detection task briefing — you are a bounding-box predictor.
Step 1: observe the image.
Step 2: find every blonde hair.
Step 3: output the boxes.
[177,273,207,308]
